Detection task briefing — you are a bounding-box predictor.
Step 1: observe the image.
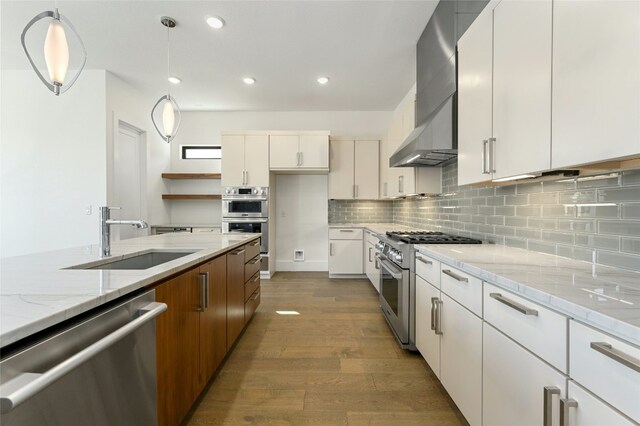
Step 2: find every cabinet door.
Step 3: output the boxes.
[552,1,640,168]
[156,270,200,426]
[379,129,391,198]
[440,294,482,426]
[221,135,245,187]
[386,117,404,197]
[483,323,566,426]
[457,4,493,186]
[415,276,441,378]
[198,255,227,389]
[269,135,299,169]
[299,134,329,169]
[244,135,270,187]
[364,242,380,291]
[226,247,246,350]
[492,0,552,180]
[328,139,355,199]
[567,382,635,426]
[329,239,363,274]
[354,140,379,199]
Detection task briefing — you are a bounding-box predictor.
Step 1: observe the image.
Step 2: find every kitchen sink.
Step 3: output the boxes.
[69,250,199,270]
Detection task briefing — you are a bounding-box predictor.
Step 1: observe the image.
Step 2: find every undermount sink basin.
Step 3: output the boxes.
[69,250,199,270]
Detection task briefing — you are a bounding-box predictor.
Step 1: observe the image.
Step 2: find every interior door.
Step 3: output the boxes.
[221,135,245,187]
[328,139,355,199]
[269,135,299,169]
[243,135,269,186]
[114,121,144,241]
[354,140,379,199]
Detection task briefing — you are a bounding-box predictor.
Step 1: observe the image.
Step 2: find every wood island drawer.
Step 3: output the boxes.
[245,238,261,262]
[245,272,260,301]
[245,288,260,325]
[440,264,482,317]
[329,228,363,240]
[484,282,568,372]
[570,320,640,422]
[415,252,440,287]
[244,254,261,282]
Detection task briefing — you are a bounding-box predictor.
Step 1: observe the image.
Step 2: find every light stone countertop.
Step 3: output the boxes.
[416,244,640,346]
[328,223,421,235]
[0,232,258,348]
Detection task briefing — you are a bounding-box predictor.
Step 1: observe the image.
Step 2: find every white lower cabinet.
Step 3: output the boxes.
[483,322,566,426]
[328,228,363,275]
[415,275,441,378]
[364,241,379,292]
[440,293,482,426]
[564,382,635,426]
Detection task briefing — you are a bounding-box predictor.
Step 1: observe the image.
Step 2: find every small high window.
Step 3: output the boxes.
[181,145,221,160]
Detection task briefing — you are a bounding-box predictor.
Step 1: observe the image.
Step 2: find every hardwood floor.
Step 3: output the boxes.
[185,272,466,425]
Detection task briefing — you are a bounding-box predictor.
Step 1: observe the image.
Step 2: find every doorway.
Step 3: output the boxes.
[112,120,147,241]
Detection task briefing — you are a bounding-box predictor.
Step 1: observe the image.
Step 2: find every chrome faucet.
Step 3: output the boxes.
[99,206,149,257]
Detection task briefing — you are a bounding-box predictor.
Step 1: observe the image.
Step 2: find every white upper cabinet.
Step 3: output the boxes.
[457,3,493,186]
[458,0,552,185]
[354,140,379,199]
[328,139,355,199]
[221,134,269,187]
[270,133,329,171]
[552,0,640,168]
[329,140,379,200]
[492,0,552,180]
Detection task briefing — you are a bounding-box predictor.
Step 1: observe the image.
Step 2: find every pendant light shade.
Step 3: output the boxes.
[151,16,181,143]
[21,8,86,95]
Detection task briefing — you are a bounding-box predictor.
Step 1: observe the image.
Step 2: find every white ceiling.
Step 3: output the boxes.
[1,1,437,111]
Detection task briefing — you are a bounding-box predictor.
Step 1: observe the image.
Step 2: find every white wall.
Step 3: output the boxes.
[275,174,328,271]
[105,72,170,227]
[1,70,108,257]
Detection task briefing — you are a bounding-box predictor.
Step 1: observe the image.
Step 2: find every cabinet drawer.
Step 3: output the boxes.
[244,255,261,282]
[245,289,260,325]
[329,228,363,240]
[245,238,261,262]
[570,320,640,422]
[567,381,635,426]
[365,231,379,246]
[415,252,440,287]
[484,282,567,372]
[440,265,482,317]
[245,272,260,302]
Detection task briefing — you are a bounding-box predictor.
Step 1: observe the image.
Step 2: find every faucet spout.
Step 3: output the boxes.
[99,207,148,257]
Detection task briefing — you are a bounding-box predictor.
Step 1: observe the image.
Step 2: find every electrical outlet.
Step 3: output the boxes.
[84,205,92,215]
[294,250,304,262]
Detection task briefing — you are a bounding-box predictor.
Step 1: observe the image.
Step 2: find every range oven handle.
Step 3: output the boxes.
[222,218,268,224]
[222,196,268,201]
[380,259,404,280]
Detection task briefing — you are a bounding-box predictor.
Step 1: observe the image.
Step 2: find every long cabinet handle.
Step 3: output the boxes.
[251,290,260,301]
[489,137,496,173]
[560,398,578,426]
[0,301,167,414]
[250,240,260,247]
[245,170,249,185]
[590,342,640,373]
[434,299,443,335]
[231,249,245,256]
[490,293,538,316]
[430,297,437,331]
[252,274,260,283]
[368,247,373,263]
[543,386,560,426]
[199,272,209,311]
[442,269,468,283]
[481,139,489,174]
[398,175,404,193]
[339,229,354,233]
[416,255,432,265]
[329,242,334,256]
[249,257,260,265]
[300,152,303,166]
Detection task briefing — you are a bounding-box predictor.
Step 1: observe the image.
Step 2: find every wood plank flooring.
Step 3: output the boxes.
[185,272,466,425]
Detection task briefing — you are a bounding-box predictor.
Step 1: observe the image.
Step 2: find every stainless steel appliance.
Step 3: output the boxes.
[377,231,481,350]
[221,218,268,254]
[0,290,166,425]
[222,187,268,218]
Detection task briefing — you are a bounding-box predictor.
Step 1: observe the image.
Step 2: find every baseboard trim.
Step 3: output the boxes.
[275,260,328,272]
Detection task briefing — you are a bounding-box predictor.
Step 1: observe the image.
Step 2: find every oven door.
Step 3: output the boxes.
[222,198,268,218]
[379,256,410,346]
[221,218,268,253]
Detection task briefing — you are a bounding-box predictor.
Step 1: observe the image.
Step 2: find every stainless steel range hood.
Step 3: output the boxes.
[390,96,457,167]
[390,0,487,168]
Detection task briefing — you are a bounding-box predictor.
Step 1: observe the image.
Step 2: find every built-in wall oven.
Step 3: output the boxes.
[221,218,268,254]
[222,187,268,218]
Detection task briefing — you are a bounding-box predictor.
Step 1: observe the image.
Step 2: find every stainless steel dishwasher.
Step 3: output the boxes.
[0,289,166,425]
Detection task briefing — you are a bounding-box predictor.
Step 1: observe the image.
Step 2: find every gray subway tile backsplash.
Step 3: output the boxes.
[329,160,640,272]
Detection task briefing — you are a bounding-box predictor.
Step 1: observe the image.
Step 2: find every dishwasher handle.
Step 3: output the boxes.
[0,301,167,414]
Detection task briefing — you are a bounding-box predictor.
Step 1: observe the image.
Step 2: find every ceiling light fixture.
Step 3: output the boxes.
[21,7,86,95]
[151,16,182,144]
[206,16,225,29]
[168,76,181,84]
[243,77,256,85]
[317,76,330,85]
[491,174,537,183]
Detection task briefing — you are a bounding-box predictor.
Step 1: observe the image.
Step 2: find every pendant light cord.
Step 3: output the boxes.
[167,24,171,96]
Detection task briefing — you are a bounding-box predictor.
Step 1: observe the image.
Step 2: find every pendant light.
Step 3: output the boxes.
[21,6,87,95]
[151,16,181,143]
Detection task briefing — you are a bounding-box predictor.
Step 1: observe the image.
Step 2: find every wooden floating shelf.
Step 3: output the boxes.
[161,173,222,179]
[162,194,222,200]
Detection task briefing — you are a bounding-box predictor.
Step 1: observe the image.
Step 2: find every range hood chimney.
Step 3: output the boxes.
[390,0,488,168]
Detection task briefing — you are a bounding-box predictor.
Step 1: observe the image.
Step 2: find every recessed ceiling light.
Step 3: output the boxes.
[168,76,181,84]
[206,16,225,29]
[317,76,330,85]
[243,77,256,85]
